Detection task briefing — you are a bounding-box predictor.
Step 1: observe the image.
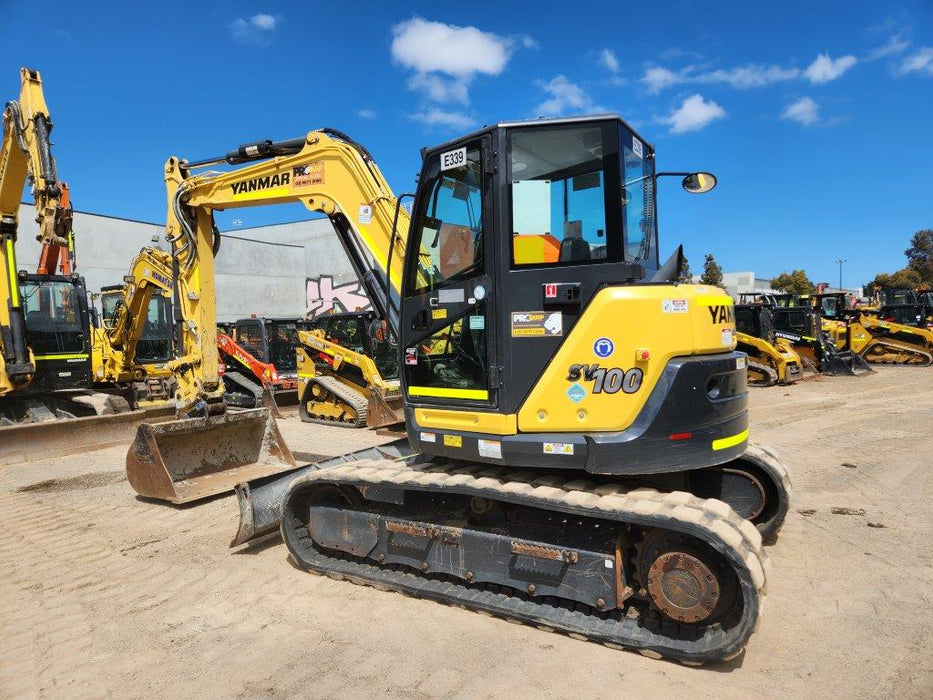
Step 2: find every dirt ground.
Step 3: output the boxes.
[1,368,931,699]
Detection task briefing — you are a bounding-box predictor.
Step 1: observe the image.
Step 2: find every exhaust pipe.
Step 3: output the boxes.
[126,407,296,504]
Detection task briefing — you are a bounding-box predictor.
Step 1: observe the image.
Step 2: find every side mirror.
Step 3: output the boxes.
[682,172,717,194]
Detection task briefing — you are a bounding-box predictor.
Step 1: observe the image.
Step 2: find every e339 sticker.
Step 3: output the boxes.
[567,363,643,394]
[440,147,467,170]
[593,337,614,358]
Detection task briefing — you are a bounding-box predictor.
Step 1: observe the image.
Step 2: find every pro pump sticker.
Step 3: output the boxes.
[292,162,325,187]
[511,311,563,337]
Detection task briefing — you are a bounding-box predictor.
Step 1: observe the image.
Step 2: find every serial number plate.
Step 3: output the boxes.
[440,147,466,170]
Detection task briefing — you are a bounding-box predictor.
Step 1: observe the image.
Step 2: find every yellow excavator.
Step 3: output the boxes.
[128,118,791,662]
[0,68,147,462]
[91,247,177,407]
[296,310,403,428]
[734,304,803,385]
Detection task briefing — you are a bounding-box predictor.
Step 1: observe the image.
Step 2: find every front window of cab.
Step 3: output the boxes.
[21,279,85,354]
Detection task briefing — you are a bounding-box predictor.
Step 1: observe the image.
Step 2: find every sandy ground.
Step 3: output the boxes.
[1,368,931,699]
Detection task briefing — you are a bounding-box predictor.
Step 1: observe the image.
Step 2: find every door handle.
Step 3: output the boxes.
[411,309,428,331]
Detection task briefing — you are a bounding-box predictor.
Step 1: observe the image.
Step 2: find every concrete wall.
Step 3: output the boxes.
[720,271,776,299]
[14,206,369,321]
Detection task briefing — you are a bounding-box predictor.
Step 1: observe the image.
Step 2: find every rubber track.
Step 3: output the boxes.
[300,374,369,428]
[282,461,769,664]
[223,371,264,407]
[747,362,778,387]
[861,339,933,366]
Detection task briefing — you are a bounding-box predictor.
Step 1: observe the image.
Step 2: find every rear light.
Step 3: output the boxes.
[669,432,693,441]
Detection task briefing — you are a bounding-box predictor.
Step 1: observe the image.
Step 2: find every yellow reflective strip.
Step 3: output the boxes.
[34,353,90,360]
[408,386,489,400]
[712,428,749,451]
[697,295,733,306]
[297,372,315,378]
[6,239,19,306]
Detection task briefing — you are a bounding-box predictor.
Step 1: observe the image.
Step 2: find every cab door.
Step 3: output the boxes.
[400,136,496,409]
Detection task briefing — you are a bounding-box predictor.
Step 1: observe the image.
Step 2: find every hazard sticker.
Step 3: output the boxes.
[405,347,418,365]
[722,328,734,346]
[545,283,558,299]
[543,442,574,455]
[662,299,688,314]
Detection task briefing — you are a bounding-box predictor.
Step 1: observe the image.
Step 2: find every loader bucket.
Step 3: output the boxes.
[125,408,296,504]
[366,388,405,430]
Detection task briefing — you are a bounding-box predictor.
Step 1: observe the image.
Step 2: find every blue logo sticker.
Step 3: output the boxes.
[567,383,587,403]
[593,337,614,358]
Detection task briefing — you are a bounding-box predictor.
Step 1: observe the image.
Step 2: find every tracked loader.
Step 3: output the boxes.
[734,304,802,385]
[155,116,795,662]
[297,310,403,428]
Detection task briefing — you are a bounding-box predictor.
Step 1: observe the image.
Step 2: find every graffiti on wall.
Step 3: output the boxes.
[306,274,371,318]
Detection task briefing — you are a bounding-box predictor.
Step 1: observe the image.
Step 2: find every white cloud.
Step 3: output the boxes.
[697,65,800,88]
[533,76,603,117]
[407,73,470,104]
[868,34,910,60]
[391,18,530,113]
[899,47,933,76]
[411,108,475,130]
[357,108,377,119]
[391,18,510,77]
[781,97,820,126]
[804,53,857,83]
[642,63,799,92]
[600,48,620,73]
[661,94,726,134]
[642,66,683,93]
[230,13,279,43]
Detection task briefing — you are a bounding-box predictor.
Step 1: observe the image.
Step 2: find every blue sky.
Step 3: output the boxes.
[2,1,931,288]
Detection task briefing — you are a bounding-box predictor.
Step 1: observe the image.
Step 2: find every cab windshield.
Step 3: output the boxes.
[621,127,658,265]
[267,321,298,371]
[135,294,173,364]
[21,279,85,355]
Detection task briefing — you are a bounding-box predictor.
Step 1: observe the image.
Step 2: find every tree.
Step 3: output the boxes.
[905,229,933,285]
[868,267,922,293]
[770,269,816,296]
[678,254,692,283]
[699,253,724,286]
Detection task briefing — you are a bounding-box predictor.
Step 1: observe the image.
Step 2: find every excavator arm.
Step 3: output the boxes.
[1,68,76,395]
[128,128,413,502]
[95,247,174,383]
[162,128,410,415]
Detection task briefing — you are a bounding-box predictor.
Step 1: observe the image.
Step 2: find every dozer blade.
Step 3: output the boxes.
[366,389,404,429]
[125,408,296,504]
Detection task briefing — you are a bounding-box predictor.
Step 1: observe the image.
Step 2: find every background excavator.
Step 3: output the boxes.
[0,68,150,461]
[297,310,403,428]
[133,117,793,662]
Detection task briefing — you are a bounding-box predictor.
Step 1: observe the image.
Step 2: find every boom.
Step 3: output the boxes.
[163,129,410,415]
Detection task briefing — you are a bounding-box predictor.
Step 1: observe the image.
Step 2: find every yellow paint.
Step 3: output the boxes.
[415,408,517,435]
[34,353,89,360]
[518,284,735,433]
[443,434,462,448]
[408,386,489,400]
[5,240,18,306]
[712,428,749,451]
[696,295,733,306]
[431,308,448,320]
[230,186,291,202]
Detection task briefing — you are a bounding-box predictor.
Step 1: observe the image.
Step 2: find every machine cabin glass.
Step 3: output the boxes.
[402,138,492,405]
[20,278,87,356]
[265,320,299,372]
[135,293,173,364]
